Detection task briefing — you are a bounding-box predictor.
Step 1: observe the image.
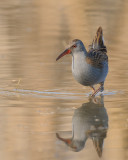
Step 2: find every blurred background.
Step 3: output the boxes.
[0,0,128,160]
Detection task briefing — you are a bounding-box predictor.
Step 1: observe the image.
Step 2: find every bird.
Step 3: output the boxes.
[56,27,108,96]
[56,95,108,156]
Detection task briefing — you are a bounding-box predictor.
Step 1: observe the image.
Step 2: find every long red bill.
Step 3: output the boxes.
[56,49,71,61]
[56,133,77,149]
[56,133,72,145]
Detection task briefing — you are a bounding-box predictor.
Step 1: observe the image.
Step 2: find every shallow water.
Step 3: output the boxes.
[0,0,128,160]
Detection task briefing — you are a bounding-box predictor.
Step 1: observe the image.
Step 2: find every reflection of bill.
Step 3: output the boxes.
[56,95,108,157]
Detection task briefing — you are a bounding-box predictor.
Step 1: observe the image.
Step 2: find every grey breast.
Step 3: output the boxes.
[72,52,106,86]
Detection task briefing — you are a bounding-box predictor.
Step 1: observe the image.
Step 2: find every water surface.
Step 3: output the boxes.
[0,0,128,160]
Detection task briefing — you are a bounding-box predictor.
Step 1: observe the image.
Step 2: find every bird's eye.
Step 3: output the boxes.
[73,45,76,48]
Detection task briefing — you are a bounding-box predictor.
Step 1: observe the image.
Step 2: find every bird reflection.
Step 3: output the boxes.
[56,95,108,157]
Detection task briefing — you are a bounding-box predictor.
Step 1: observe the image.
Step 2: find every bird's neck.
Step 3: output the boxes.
[72,51,87,69]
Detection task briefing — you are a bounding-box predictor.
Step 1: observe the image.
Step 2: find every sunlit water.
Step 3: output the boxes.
[0,0,128,160]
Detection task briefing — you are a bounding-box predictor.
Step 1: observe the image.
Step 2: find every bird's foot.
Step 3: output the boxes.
[91,88,100,97]
[91,83,104,97]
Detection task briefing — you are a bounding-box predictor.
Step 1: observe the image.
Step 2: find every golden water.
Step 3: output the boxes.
[0,0,128,160]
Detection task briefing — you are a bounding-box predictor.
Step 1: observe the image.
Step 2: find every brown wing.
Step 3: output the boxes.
[86,49,108,68]
[87,27,108,68]
[89,26,106,50]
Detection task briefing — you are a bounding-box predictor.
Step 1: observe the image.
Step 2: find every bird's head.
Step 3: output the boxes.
[56,39,85,61]
[56,133,86,152]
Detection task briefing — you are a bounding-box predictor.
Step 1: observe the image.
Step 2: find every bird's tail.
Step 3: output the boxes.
[89,27,106,50]
[92,137,104,158]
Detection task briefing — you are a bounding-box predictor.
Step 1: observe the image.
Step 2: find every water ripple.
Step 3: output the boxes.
[0,88,121,99]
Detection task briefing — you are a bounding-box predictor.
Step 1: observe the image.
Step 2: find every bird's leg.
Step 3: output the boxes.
[90,86,95,92]
[100,82,104,92]
[89,86,96,98]
[89,86,95,97]
[91,82,104,97]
